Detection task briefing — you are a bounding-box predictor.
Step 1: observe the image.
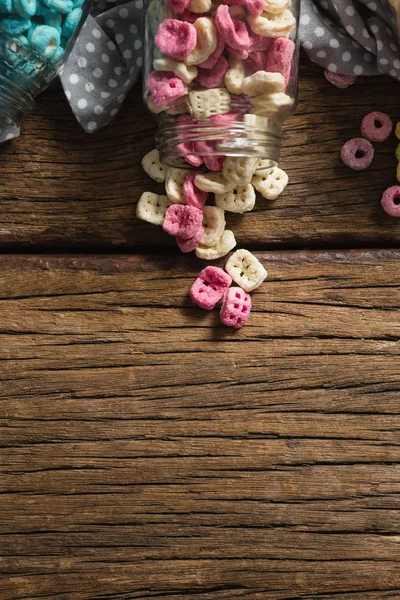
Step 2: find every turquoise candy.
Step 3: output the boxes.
[0,0,13,14]
[0,17,31,35]
[41,0,73,14]
[62,7,81,38]
[30,24,60,57]
[14,0,36,18]
[45,9,62,33]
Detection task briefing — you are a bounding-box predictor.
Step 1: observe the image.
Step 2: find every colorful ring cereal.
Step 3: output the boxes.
[381,186,400,218]
[361,111,393,143]
[324,70,357,89]
[340,138,374,171]
[155,18,197,61]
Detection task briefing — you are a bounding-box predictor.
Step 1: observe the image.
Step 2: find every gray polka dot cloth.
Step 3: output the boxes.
[1,0,400,144]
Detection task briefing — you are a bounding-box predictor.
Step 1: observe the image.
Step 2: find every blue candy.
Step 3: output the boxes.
[30,24,60,57]
[41,0,73,14]
[0,17,31,35]
[14,0,37,18]
[62,6,81,38]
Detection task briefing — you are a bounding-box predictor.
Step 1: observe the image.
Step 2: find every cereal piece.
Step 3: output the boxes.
[42,0,72,13]
[250,91,293,116]
[266,37,295,88]
[196,55,229,88]
[396,143,400,162]
[245,51,266,74]
[396,122,400,140]
[185,154,204,167]
[381,186,400,217]
[242,71,285,96]
[186,17,218,66]
[340,138,374,171]
[249,32,273,52]
[155,19,197,61]
[183,171,209,209]
[199,26,224,68]
[189,0,212,11]
[167,0,190,13]
[30,25,60,58]
[215,5,250,51]
[264,0,290,14]
[148,71,186,107]
[248,9,296,38]
[196,229,236,260]
[223,156,258,185]
[190,266,232,310]
[136,192,171,226]
[204,154,225,171]
[0,16,31,35]
[228,45,249,60]
[195,171,235,194]
[141,149,168,183]
[176,225,205,252]
[163,204,203,239]
[188,87,231,120]
[225,249,267,292]
[153,57,198,84]
[62,8,82,38]
[14,0,36,19]
[0,0,13,13]
[220,287,252,328]
[324,69,357,89]
[225,56,245,94]
[201,206,226,246]
[166,167,191,203]
[215,184,255,213]
[361,111,393,143]
[228,4,246,18]
[224,0,264,17]
[180,8,199,22]
[252,166,288,199]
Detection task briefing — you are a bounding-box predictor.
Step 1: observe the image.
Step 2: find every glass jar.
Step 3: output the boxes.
[144,0,300,168]
[0,0,91,129]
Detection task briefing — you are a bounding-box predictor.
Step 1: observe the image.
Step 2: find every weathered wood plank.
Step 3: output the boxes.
[0,61,399,249]
[1,251,400,599]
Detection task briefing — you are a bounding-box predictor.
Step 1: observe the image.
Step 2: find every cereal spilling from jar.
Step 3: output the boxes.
[145,0,297,162]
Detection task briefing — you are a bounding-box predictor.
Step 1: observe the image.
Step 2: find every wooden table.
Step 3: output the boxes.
[2,60,400,600]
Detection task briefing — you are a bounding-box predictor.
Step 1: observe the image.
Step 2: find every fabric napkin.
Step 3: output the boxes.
[1,0,400,144]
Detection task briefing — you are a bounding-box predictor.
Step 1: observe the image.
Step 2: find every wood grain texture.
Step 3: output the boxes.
[1,60,400,250]
[1,251,400,600]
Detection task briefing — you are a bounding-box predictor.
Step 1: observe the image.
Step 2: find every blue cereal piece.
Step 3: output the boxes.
[72,0,84,7]
[49,43,63,64]
[0,0,13,14]
[45,9,62,33]
[14,0,36,18]
[41,0,73,14]
[30,24,60,57]
[62,7,81,38]
[0,17,31,35]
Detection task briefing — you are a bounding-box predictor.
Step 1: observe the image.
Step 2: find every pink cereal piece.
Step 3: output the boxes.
[190,266,232,310]
[185,154,204,167]
[265,37,295,89]
[228,45,249,61]
[163,204,203,239]
[324,69,357,89]
[224,0,264,15]
[249,32,273,52]
[245,51,266,74]
[204,155,225,171]
[196,55,229,88]
[155,19,197,61]
[167,0,190,13]
[381,186,400,218]
[340,138,374,171]
[199,27,225,69]
[147,71,186,107]
[361,111,393,143]
[184,171,209,208]
[220,286,251,329]
[215,5,250,52]
[176,225,205,252]
[180,9,198,23]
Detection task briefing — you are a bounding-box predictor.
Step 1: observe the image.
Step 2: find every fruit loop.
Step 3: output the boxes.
[381,186,400,218]
[340,138,374,171]
[361,111,393,143]
[144,0,299,165]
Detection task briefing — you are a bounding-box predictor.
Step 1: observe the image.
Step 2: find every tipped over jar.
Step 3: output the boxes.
[144,0,300,168]
[0,0,90,129]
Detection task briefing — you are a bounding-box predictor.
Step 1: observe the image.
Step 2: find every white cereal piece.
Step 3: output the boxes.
[248,9,296,38]
[255,156,274,170]
[188,88,231,121]
[215,184,256,213]
[165,168,191,203]
[136,192,171,226]
[264,0,291,14]
[195,230,236,260]
[201,206,226,247]
[185,17,218,66]
[225,249,267,292]
[141,149,169,183]
[194,171,236,194]
[153,57,198,84]
[189,0,212,12]
[225,57,245,95]
[242,71,286,96]
[250,92,293,116]
[222,157,259,186]
[252,166,288,200]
